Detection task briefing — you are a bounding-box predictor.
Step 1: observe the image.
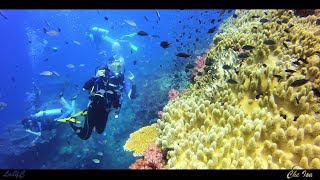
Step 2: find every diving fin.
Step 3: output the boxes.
[56,117,81,124]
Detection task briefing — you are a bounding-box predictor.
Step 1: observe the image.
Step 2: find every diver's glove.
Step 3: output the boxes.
[95,69,106,78]
[114,110,119,119]
[128,71,135,81]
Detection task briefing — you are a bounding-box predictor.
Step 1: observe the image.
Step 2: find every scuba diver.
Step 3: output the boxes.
[61,41,136,140]
[87,26,139,52]
[22,96,76,144]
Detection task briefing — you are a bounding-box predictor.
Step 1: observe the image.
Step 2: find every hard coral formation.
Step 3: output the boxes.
[124,123,158,156]
[156,10,320,169]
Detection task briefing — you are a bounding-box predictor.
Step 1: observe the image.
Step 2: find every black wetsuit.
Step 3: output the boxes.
[69,67,125,140]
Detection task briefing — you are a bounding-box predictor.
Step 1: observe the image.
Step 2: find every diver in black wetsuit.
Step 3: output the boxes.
[68,56,136,140]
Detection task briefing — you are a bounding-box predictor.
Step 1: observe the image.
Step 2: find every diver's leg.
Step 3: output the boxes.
[101,35,116,45]
[71,100,76,115]
[60,97,71,110]
[88,95,110,134]
[95,110,109,134]
[69,115,94,140]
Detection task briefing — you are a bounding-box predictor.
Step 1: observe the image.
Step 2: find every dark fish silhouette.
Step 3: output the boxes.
[251,15,260,18]
[242,45,255,50]
[151,34,160,38]
[284,29,290,33]
[233,14,237,18]
[160,41,170,48]
[144,16,148,22]
[263,40,276,45]
[290,79,308,87]
[280,114,286,119]
[176,53,191,58]
[312,88,320,97]
[222,65,232,70]
[208,27,216,33]
[262,63,267,67]
[285,69,296,73]
[259,18,269,23]
[137,31,149,36]
[274,74,282,80]
[104,17,108,21]
[185,63,195,69]
[205,61,213,66]
[227,79,238,84]
[292,60,300,65]
[238,53,249,59]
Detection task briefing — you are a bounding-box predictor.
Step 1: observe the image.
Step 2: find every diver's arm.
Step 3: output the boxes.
[29,122,42,143]
[26,129,41,136]
[124,71,136,100]
[83,77,98,90]
[25,121,42,136]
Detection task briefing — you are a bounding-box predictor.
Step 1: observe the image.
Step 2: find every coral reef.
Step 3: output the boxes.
[124,123,158,156]
[156,10,320,169]
[129,144,166,169]
[168,89,180,101]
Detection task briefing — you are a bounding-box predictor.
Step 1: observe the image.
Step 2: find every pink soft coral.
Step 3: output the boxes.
[129,144,166,170]
[129,159,152,169]
[143,144,166,169]
[168,88,180,101]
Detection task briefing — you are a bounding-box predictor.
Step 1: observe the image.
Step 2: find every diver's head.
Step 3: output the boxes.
[88,33,94,42]
[112,42,121,54]
[22,118,34,129]
[107,56,124,76]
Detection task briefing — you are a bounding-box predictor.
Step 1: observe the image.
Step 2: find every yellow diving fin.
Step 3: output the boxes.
[56,109,87,124]
[56,117,81,124]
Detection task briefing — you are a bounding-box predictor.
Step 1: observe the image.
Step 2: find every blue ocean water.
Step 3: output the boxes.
[0,10,233,169]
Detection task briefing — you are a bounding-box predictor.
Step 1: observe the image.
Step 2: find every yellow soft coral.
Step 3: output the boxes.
[124,123,158,156]
[156,9,320,169]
